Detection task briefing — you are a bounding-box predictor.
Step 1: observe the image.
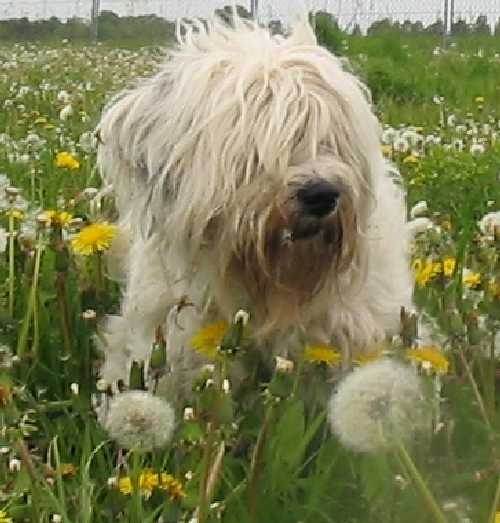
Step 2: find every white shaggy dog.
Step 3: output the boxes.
[96,17,412,396]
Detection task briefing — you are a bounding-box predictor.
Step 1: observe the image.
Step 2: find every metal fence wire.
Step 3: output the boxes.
[0,0,499,31]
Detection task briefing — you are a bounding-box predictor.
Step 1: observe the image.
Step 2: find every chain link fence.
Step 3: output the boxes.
[0,0,499,31]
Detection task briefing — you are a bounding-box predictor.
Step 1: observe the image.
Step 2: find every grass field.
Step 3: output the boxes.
[0,29,499,523]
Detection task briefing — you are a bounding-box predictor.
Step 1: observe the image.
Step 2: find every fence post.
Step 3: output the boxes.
[251,0,259,20]
[91,0,100,44]
[442,0,450,48]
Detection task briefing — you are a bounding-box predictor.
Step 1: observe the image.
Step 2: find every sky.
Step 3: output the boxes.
[0,0,498,30]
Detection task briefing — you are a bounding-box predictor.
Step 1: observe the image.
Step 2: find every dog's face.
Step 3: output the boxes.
[215,156,360,330]
[121,20,386,330]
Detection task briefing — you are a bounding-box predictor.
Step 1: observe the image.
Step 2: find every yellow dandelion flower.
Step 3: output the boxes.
[407,346,449,374]
[403,154,419,165]
[432,261,442,276]
[411,258,423,272]
[0,510,12,523]
[353,343,387,366]
[58,463,77,477]
[441,219,452,231]
[71,222,117,256]
[488,278,500,298]
[117,476,133,495]
[44,123,55,130]
[413,259,440,288]
[463,270,481,289]
[57,211,73,226]
[41,210,73,228]
[34,116,47,125]
[157,472,187,500]
[304,344,342,367]
[381,144,392,156]
[4,209,24,220]
[495,512,500,523]
[443,257,456,277]
[118,470,185,500]
[190,321,229,359]
[474,96,485,104]
[55,151,80,170]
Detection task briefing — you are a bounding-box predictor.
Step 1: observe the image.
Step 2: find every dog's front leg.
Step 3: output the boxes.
[99,234,172,388]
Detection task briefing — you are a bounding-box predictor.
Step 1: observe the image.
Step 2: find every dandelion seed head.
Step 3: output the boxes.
[59,104,73,121]
[82,309,97,320]
[0,229,7,254]
[233,309,249,325]
[410,200,428,219]
[328,359,430,453]
[275,356,294,374]
[183,407,195,421]
[70,382,79,395]
[407,217,433,238]
[101,391,175,451]
[8,458,21,472]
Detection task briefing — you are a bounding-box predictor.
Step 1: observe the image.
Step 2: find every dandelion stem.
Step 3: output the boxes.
[198,357,228,522]
[17,238,43,357]
[247,403,275,521]
[205,442,225,506]
[32,240,43,354]
[130,452,143,523]
[95,251,104,304]
[15,438,41,523]
[486,330,497,417]
[487,472,500,523]
[30,167,36,202]
[197,431,216,523]
[396,441,449,523]
[8,212,15,317]
[56,271,73,357]
[457,347,492,430]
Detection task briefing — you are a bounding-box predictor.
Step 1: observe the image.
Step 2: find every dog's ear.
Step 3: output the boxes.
[287,20,317,46]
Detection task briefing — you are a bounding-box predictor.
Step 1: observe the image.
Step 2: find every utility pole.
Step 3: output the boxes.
[449,0,455,32]
[91,0,100,44]
[443,0,448,39]
[250,0,259,20]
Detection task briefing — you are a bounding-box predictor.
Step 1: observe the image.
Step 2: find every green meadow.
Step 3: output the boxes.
[0,17,499,523]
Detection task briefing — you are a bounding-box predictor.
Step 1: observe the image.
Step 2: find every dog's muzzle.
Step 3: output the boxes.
[292,179,339,240]
[297,179,340,218]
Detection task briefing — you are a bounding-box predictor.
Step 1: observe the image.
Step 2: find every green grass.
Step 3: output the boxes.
[0,31,499,523]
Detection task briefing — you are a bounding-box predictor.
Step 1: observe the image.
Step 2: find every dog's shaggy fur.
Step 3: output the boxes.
[96,17,412,395]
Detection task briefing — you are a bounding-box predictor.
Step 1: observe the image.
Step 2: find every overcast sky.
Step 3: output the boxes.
[0,1,498,30]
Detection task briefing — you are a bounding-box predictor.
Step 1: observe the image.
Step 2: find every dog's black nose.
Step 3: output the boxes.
[297,180,339,218]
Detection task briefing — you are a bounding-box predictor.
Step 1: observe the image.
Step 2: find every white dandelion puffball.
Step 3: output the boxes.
[478,211,500,236]
[0,227,7,253]
[407,217,433,238]
[410,200,428,219]
[101,391,175,450]
[328,359,430,453]
[59,104,73,121]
